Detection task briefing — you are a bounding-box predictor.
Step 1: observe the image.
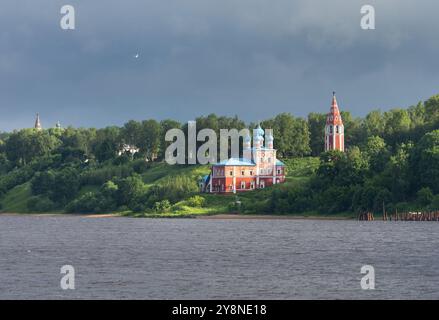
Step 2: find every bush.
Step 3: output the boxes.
[31,167,80,205]
[148,175,198,204]
[27,196,55,212]
[186,195,206,207]
[101,180,118,199]
[115,175,147,208]
[65,192,100,213]
[131,159,151,174]
[416,187,433,207]
[31,170,56,195]
[153,200,171,213]
[0,166,35,195]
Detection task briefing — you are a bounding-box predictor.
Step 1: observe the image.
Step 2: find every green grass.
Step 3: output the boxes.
[0,182,32,213]
[283,157,320,178]
[141,163,210,185]
[0,157,333,217]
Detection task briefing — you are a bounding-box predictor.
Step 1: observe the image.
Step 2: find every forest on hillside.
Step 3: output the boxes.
[1,93,439,215]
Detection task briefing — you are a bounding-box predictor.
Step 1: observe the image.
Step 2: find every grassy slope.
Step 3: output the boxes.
[134,157,323,217]
[1,157,336,216]
[0,182,32,213]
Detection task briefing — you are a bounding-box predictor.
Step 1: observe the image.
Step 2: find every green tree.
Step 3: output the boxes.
[158,119,181,160]
[116,175,146,207]
[363,136,389,172]
[363,110,384,137]
[266,113,310,157]
[410,130,439,193]
[383,109,411,145]
[139,119,161,161]
[416,187,433,207]
[307,112,326,156]
[5,129,61,165]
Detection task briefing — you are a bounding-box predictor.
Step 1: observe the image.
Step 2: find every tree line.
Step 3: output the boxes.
[0,93,439,214]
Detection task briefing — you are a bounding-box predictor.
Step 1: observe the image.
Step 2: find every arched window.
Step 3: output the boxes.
[241,181,246,189]
[329,125,333,134]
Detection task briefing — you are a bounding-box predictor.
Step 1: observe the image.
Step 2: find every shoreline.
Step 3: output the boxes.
[0,212,354,220]
[197,214,353,220]
[0,212,119,218]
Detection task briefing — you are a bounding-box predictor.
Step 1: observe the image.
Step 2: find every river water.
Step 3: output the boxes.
[0,215,438,299]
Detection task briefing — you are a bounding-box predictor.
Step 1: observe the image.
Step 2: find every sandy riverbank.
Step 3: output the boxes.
[0,212,120,218]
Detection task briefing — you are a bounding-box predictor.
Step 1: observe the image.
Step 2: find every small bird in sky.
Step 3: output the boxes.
[134,53,140,59]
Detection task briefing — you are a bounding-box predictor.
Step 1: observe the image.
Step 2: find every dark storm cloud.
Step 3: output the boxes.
[1,0,439,131]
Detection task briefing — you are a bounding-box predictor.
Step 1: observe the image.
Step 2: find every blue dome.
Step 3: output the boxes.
[254,134,263,142]
[254,124,264,137]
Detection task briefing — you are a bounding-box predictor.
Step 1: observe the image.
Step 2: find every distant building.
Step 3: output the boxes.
[200,124,285,193]
[34,113,42,130]
[117,144,140,156]
[324,92,345,152]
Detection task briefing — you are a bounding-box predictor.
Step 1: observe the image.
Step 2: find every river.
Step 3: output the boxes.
[0,215,438,299]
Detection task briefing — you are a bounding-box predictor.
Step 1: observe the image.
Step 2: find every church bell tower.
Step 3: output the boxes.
[324,92,344,152]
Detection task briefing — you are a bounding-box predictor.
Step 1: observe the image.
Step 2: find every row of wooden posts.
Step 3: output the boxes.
[358,211,439,221]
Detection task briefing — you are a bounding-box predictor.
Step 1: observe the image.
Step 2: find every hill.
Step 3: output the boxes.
[0,157,321,217]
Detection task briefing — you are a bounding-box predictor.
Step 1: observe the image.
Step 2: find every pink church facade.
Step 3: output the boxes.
[201,125,286,193]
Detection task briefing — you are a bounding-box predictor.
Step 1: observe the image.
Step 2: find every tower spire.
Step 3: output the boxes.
[331,91,339,110]
[34,113,42,130]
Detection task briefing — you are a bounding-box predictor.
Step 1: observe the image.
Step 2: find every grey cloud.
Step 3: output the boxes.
[0,0,438,131]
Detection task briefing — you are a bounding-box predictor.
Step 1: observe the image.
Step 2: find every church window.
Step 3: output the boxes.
[336,126,339,133]
[330,125,333,134]
[241,181,246,189]
[241,170,245,176]
[277,169,281,175]
[250,170,253,176]
[229,170,233,176]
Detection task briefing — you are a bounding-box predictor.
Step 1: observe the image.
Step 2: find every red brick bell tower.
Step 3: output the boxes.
[324,92,345,152]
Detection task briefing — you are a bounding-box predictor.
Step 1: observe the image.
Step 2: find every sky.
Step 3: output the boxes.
[1,0,439,131]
